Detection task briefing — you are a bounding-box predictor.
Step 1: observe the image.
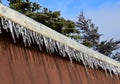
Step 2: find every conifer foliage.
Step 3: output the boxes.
[7,0,79,38]
[76,12,120,61]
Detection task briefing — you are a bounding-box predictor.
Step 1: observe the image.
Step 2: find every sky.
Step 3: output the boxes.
[2,0,120,41]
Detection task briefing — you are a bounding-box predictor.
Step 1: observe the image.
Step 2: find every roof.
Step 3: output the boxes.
[0,3,120,76]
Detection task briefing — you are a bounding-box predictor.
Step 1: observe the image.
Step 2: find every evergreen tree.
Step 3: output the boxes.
[7,0,79,38]
[76,12,101,49]
[76,12,120,61]
[96,39,120,56]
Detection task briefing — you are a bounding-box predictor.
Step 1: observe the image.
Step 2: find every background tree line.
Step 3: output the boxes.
[1,0,120,61]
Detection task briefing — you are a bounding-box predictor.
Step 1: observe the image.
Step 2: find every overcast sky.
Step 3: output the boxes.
[2,0,120,41]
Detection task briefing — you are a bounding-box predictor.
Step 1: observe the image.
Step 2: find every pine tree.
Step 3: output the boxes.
[76,12,120,61]
[76,12,101,49]
[7,0,79,38]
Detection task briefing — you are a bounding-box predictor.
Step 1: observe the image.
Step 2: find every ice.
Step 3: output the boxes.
[20,26,27,46]
[114,67,120,77]
[49,38,56,53]
[0,19,2,33]
[108,65,113,77]
[8,20,16,42]
[0,27,2,33]
[52,40,58,52]
[1,17,120,77]
[1,18,8,31]
[56,42,66,57]
[65,46,73,63]
[92,58,98,69]
[43,36,49,52]
[76,52,82,62]
[13,24,20,38]
[33,32,43,50]
[29,30,35,44]
[46,38,58,53]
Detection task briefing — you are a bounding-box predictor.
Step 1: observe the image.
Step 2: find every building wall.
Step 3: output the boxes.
[0,32,120,84]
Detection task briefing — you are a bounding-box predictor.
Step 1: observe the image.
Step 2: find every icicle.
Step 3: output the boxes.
[82,55,90,75]
[32,32,42,50]
[104,68,108,77]
[52,40,58,53]
[76,52,82,62]
[72,49,76,59]
[0,25,2,34]
[50,39,57,53]
[83,54,89,66]
[72,49,77,60]
[1,18,7,31]
[38,34,44,46]
[107,64,113,78]
[56,42,66,57]
[116,67,120,77]
[8,20,16,43]
[38,35,44,50]
[43,36,49,52]
[65,46,73,63]
[14,24,21,38]
[79,53,90,74]
[0,18,2,34]
[20,26,27,46]
[29,30,35,44]
[92,58,98,69]
[109,69,113,78]
[32,32,37,44]
[112,67,117,77]
[46,38,55,53]
[26,29,33,47]
[61,44,66,57]
[87,56,94,69]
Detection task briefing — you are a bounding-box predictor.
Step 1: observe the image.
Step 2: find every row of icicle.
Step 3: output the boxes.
[0,17,120,77]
